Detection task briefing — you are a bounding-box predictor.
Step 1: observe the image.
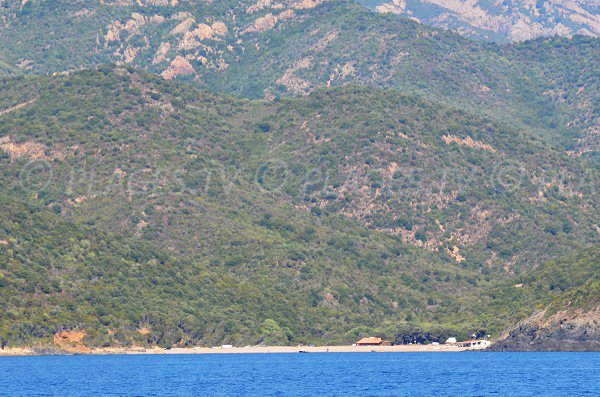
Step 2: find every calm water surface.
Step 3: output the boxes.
[0,352,598,396]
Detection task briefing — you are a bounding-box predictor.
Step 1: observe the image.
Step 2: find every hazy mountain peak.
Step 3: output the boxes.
[363,0,600,41]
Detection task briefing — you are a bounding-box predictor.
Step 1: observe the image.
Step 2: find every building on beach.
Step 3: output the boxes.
[457,340,491,349]
[355,337,393,346]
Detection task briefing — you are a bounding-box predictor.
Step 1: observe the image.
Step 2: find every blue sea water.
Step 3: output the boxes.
[0,352,598,396]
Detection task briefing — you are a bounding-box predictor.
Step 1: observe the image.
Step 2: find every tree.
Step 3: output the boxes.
[260,319,288,346]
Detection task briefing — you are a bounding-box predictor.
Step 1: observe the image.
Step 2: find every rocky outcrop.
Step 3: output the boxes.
[245,10,296,33]
[160,55,195,79]
[491,306,600,351]
[53,331,91,354]
[0,134,64,161]
[441,134,496,153]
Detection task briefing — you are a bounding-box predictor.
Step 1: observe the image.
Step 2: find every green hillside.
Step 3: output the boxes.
[0,1,597,350]
[0,1,597,153]
[465,245,599,327]
[4,192,463,348]
[1,68,596,270]
[0,68,597,348]
[486,246,599,351]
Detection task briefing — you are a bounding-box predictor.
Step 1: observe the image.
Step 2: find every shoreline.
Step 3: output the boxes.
[0,344,472,357]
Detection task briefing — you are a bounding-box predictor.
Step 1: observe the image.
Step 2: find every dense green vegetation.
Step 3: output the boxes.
[0,1,597,153]
[463,246,599,327]
[0,187,596,348]
[0,69,597,348]
[1,68,596,270]
[0,1,597,349]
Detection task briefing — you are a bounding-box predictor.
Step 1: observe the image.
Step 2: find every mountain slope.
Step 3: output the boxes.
[491,284,599,351]
[0,179,485,348]
[0,69,511,348]
[1,68,597,271]
[0,68,598,349]
[3,192,412,348]
[361,0,600,42]
[0,1,598,154]
[487,246,599,351]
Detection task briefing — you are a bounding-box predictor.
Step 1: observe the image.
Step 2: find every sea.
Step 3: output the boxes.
[0,352,598,396]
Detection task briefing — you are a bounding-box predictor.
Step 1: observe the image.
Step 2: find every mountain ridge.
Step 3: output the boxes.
[1,1,597,156]
[361,0,600,42]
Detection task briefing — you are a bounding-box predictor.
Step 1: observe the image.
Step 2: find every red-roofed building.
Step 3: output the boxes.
[355,337,392,346]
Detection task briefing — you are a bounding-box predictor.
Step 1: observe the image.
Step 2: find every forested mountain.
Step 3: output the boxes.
[0,68,597,348]
[0,1,598,153]
[0,0,597,350]
[1,68,596,269]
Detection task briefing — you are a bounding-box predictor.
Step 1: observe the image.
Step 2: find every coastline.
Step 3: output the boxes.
[0,344,470,357]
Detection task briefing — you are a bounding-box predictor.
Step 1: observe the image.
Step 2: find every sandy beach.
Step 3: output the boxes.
[0,344,472,356]
[161,345,470,354]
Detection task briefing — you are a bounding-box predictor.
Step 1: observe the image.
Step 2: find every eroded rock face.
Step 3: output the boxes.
[161,55,195,79]
[491,307,600,351]
[53,331,91,354]
[244,10,296,33]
